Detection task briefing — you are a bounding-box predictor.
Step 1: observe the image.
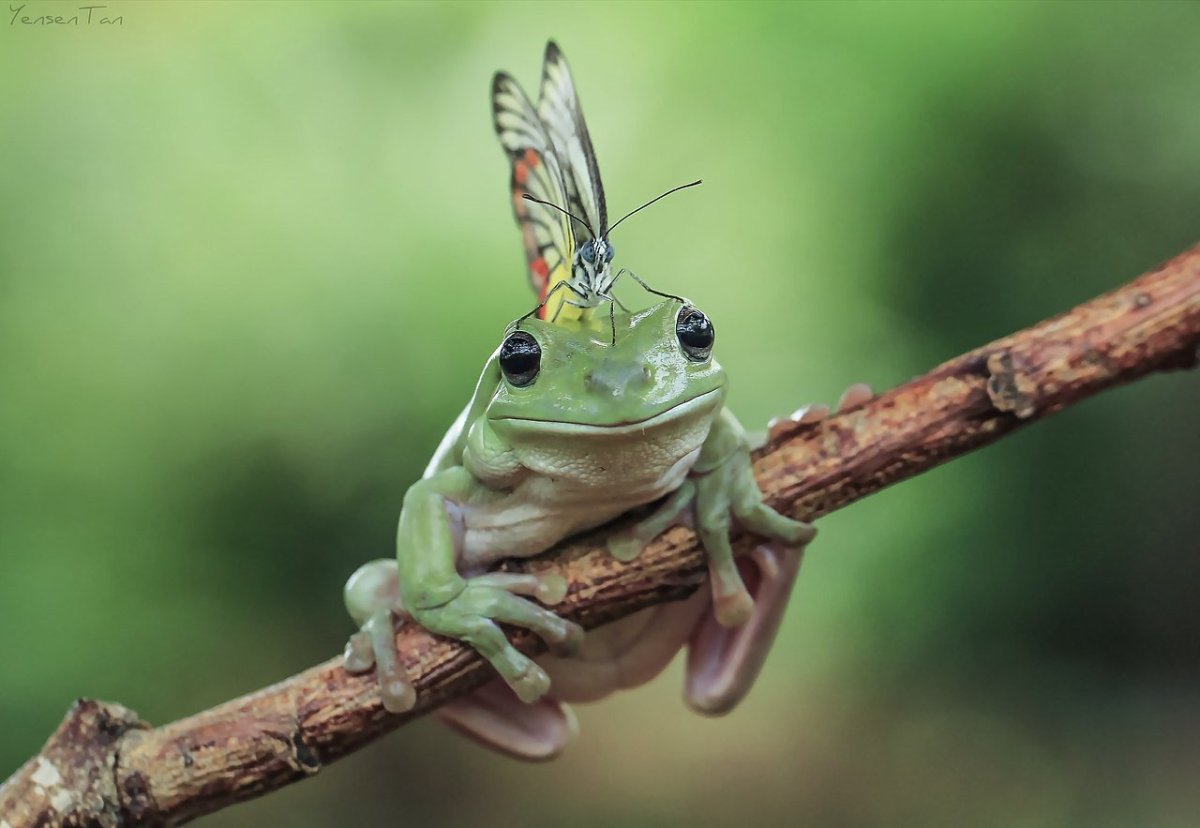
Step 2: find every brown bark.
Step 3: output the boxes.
[3,246,1198,827]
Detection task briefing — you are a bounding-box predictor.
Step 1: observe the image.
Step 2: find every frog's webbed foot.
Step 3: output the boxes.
[344,560,579,711]
[410,571,583,704]
[436,679,578,762]
[685,543,804,715]
[607,480,696,562]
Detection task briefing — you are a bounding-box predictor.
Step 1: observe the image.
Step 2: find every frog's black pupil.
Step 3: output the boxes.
[499,332,541,386]
[676,308,714,360]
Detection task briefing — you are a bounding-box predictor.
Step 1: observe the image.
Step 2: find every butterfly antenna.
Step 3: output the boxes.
[521,193,596,238]
[606,179,702,236]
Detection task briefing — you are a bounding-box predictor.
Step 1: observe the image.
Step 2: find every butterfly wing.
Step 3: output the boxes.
[492,71,576,318]
[537,41,608,239]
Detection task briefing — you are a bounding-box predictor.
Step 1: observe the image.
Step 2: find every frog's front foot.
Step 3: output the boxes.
[409,571,583,704]
[344,560,579,711]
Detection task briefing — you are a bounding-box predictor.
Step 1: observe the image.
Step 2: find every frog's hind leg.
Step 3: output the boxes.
[436,680,578,762]
[684,543,803,715]
[540,592,708,703]
[342,559,417,713]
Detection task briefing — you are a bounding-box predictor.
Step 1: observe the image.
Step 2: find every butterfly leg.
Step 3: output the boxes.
[599,292,633,345]
[596,288,630,314]
[617,268,688,305]
[515,280,571,327]
[548,281,591,323]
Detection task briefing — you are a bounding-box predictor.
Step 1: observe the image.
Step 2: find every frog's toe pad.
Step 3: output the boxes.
[343,632,375,673]
[534,572,569,605]
[606,533,645,563]
[510,662,552,703]
[381,677,417,714]
[713,589,754,628]
[548,620,586,657]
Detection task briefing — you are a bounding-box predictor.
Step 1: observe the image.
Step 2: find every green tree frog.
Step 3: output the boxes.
[342,297,871,760]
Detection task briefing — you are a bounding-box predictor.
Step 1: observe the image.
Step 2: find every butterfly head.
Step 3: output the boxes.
[573,237,616,289]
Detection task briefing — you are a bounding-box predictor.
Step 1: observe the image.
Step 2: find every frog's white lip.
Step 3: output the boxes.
[494,388,722,435]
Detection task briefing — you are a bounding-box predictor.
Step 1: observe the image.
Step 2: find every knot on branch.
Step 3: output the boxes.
[0,698,146,828]
[986,350,1037,419]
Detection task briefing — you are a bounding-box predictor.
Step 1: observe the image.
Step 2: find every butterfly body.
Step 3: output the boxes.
[491,42,613,323]
[493,43,699,331]
[556,237,614,315]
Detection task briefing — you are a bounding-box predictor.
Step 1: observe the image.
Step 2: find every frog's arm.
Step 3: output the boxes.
[601,404,821,714]
[609,405,815,621]
[692,406,817,624]
[346,355,586,712]
[345,460,582,712]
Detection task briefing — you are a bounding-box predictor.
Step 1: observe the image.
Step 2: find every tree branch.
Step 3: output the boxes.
[3,246,1198,827]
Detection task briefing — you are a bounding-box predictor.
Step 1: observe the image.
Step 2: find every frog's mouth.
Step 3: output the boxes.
[494,388,722,435]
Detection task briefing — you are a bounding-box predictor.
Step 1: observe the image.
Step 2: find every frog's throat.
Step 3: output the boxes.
[491,388,722,435]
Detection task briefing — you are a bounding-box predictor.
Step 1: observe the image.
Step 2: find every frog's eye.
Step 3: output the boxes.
[604,242,615,263]
[499,331,541,387]
[580,241,596,265]
[676,307,714,361]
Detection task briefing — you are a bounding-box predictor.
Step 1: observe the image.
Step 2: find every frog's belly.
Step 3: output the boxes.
[457,446,700,570]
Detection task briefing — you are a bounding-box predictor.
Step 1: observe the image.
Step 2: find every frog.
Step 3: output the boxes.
[342,297,872,760]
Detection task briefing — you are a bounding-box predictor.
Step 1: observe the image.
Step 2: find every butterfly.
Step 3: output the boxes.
[492,41,700,327]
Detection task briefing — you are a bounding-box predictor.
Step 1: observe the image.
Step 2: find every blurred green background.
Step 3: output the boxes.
[2,1,1198,825]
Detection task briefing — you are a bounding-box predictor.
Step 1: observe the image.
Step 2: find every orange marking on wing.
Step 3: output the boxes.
[524,148,540,168]
[514,160,529,185]
[531,257,550,279]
